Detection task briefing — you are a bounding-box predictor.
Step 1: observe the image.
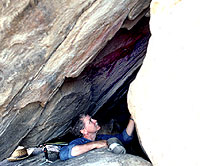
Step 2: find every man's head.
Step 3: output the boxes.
[72,114,100,137]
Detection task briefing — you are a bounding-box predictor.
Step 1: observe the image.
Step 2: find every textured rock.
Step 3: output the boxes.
[0,148,152,166]
[0,0,150,110]
[128,0,200,166]
[0,0,151,160]
[21,17,151,147]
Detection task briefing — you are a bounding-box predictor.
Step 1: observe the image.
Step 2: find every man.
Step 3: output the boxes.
[59,113,135,161]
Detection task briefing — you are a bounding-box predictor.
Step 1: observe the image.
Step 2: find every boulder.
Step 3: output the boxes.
[128,0,200,166]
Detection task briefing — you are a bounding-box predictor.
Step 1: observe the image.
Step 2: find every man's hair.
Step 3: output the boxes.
[72,114,86,137]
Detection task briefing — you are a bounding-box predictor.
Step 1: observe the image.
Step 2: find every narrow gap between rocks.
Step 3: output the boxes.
[92,66,151,162]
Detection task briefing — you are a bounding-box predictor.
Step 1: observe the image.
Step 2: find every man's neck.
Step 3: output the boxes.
[83,132,97,141]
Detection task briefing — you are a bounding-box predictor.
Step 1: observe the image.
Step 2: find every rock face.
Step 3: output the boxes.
[127,0,200,166]
[0,0,151,161]
[0,148,152,166]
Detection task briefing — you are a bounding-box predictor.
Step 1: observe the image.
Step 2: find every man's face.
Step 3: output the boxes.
[81,115,101,134]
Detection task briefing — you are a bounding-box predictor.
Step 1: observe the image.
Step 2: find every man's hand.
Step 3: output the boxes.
[126,116,135,136]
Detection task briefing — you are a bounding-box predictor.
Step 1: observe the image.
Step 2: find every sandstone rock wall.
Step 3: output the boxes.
[20,17,151,148]
[0,0,151,160]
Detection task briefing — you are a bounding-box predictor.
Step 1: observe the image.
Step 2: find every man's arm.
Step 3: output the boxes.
[126,116,135,136]
[71,140,107,157]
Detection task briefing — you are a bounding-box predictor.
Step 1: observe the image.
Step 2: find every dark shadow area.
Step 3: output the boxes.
[92,66,150,162]
[94,96,150,162]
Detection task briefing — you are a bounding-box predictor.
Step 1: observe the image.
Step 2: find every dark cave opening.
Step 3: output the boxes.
[93,97,150,162]
[92,66,150,162]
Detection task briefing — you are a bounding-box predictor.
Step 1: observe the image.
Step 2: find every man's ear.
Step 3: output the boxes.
[80,128,87,135]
